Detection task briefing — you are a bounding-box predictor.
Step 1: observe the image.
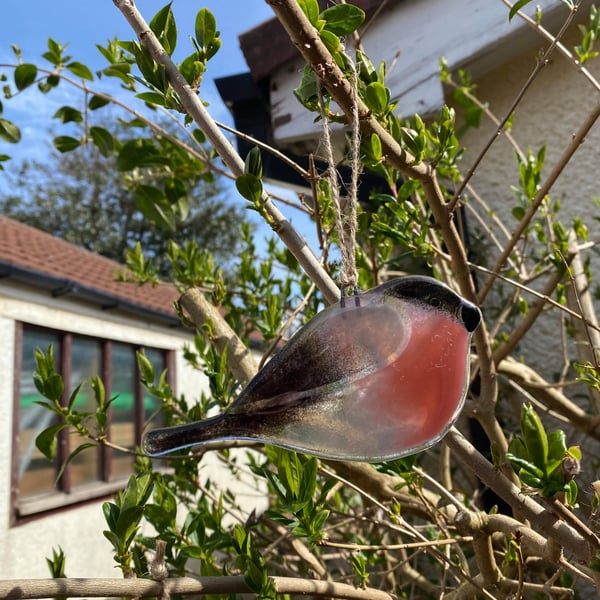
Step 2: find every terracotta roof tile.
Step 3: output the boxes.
[0,215,180,322]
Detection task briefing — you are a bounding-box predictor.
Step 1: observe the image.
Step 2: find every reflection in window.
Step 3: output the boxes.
[70,336,102,487]
[110,343,137,479]
[19,328,61,498]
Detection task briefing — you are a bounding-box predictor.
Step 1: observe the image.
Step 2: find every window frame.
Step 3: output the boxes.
[11,321,175,524]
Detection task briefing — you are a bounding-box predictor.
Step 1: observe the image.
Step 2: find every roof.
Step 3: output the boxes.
[0,216,180,325]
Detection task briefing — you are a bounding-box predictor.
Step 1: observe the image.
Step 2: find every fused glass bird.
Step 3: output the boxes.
[143,276,481,462]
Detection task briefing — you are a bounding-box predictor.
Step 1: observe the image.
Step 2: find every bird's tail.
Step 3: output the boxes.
[142,413,245,456]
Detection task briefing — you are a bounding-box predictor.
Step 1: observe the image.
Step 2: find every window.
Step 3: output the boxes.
[13,323,174,520]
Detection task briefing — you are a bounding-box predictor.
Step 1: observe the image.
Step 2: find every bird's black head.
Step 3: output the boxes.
[382,275,481,333]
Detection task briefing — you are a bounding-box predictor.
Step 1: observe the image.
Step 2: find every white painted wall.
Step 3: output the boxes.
[0,279,266,579]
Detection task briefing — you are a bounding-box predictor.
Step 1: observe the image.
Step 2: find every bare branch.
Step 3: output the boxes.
[0,576,395,600]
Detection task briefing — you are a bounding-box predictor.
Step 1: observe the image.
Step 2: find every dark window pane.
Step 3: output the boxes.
[19,328,61,497]
[110,343,136,479]
[143,348,165,423]
[69,336,102,487]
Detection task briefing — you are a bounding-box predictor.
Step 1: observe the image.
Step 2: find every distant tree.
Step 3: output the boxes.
[0,120,248,272]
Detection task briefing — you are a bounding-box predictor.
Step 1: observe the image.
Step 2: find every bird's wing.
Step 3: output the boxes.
[232,300,410,412]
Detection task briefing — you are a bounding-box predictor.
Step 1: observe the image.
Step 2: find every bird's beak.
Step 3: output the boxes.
[460,301,481,333]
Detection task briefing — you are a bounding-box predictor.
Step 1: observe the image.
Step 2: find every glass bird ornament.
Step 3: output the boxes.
[143,276,481,462]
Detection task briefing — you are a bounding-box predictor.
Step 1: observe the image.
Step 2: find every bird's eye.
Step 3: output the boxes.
[429,297,441,308]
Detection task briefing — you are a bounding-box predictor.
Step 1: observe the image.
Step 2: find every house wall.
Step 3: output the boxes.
[449,25,600,375]
[268,0,582,149]
[0,279,266,579]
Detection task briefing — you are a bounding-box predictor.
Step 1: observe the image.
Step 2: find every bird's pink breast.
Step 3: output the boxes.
[348,308,471,452]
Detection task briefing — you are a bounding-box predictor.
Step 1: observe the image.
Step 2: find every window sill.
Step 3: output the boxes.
[17,479,129,518]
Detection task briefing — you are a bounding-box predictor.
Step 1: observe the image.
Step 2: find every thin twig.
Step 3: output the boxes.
[319,537,473,552]
[502,0,600,93]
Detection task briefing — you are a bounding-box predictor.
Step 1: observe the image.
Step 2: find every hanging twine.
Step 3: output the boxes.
[317,61,361,297]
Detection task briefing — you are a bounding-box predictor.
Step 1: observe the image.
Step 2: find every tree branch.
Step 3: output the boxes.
[0,576,394,600]
[179,288,258,384]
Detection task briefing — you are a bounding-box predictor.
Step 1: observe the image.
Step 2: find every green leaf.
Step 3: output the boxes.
[244,146,263,178]
[88,95,110,110]
[195,8,217,51]
[235,173,263,204]
[509,0,534,21]
[67,382,83,411]
[507,435,528,460]
[135,91,166,106]
[321,4,365,35]
[164,176,186,204]
[0,118,21,143]
[520,403,548,473]
[293,66,318,110]
[38,74,60,94]
[35,423,68,461]
[135,185,176,231]
[89,126,115,157]
[364,81,390,114]
[56,443,97,482]
[369,133,382,160]
[43,38,68,67]
[565,479,578,505]
[66,61,93,81]
[137,351,155,384]
[319,29,341,54]
[518,470,543,489]
[150,2,178,55]
[505,453,544,479]
[91,375,106,411]
[192,128,206,144]
[356,49,377,84]
[14,63,38,90]
[547,429,567,462]
[53,135,81,153]
[103,501,120,533]
[116,139,169,171]
[298,0,320,26]
[53,106,83,124]
[46,546,67,579]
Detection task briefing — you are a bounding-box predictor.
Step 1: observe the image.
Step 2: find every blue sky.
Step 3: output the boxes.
[0,1,274,157]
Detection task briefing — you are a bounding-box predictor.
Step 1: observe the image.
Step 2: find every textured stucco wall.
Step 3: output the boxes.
[0,280,266,579]
[448,25,600,376]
